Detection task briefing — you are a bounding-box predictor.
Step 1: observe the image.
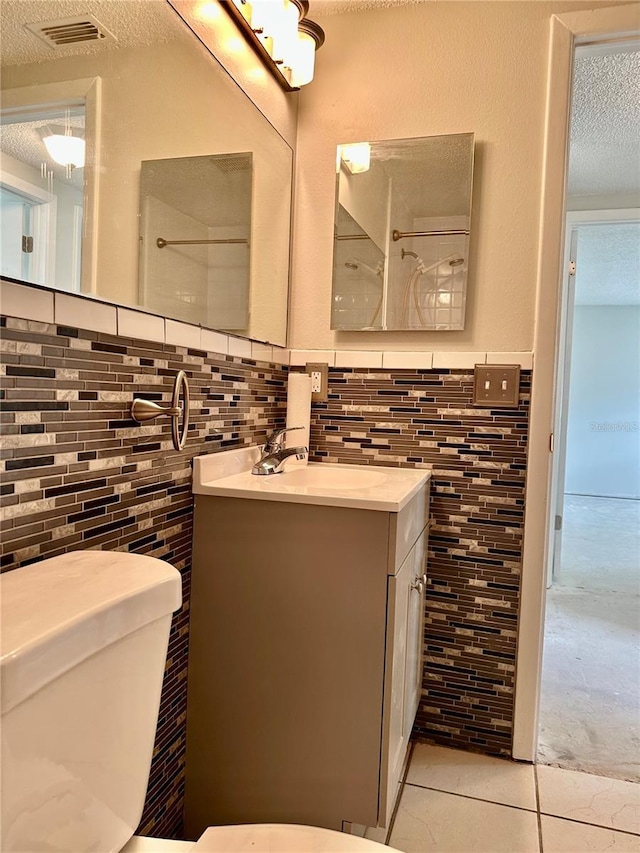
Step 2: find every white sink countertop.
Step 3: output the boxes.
[192,447,431,512]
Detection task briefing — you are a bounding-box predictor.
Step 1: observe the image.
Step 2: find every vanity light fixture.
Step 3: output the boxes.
[338,142,371,174]
[290,18,324,87]
[224,0,325,91]
[39,125,85,168]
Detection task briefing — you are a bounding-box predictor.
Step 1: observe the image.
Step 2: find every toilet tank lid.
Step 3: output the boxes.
[0,551,182,714]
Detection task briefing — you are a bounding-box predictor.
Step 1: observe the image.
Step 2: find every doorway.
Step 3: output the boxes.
[512,4,640,766]
[0,180,56,285]
[0,185,33,280]
[0,94,89,292]
[538,216,640,780]
[537,40,640,781]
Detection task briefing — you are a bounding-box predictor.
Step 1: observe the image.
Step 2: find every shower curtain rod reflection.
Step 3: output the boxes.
[156,237,249,248]
[392,228,470,241]
[334,234,374,241]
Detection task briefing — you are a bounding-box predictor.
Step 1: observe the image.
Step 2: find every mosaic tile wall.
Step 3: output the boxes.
[309,367,531,755]
[0,314,288,838]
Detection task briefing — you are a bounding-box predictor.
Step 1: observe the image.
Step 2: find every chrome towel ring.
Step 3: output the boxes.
[131,370,190,451]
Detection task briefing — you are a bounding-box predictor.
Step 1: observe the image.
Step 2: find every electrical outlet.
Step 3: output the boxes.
[473,364,520,407]
[305,362,328,402]
[310,371,322,393]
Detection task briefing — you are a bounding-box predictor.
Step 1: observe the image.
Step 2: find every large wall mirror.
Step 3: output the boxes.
[0,0,292,346]
[332,133,474,331]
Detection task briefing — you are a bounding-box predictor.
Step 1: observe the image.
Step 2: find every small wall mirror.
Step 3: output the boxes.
[331,133,474,331]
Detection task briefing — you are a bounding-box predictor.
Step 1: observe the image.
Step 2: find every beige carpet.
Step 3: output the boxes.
[538,495,640,782]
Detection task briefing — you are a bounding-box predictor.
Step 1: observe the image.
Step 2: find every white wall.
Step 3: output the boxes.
[292,0,621,352]
[207,223,250,331]
[338,165,390,252]
[54,180,83,291]
[140,195,209,324]
[565,305,640,499]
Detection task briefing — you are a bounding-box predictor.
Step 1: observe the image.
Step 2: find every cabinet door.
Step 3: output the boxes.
[403,526,427,741]
[379,528,427,827]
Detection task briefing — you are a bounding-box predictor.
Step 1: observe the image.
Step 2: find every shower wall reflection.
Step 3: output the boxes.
[331,133,474,331]
[332,205,385,330]
[386,223,468,331]
[139,153,252,333]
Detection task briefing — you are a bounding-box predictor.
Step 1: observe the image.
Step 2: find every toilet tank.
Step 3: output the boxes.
[1,551,182,853]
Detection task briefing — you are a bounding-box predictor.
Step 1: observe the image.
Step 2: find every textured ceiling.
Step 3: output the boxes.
[2,0,637,205]
[371,133,473,218]
[309,0,431,13]
[574,222,640,306]
[141,155,252,228]
[568,49,640,198]
[0,0,179,66]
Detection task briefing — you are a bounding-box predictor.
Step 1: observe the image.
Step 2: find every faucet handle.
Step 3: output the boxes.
[264,426,304,452]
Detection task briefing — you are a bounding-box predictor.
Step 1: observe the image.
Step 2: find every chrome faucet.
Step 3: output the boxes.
[252,426,308,475]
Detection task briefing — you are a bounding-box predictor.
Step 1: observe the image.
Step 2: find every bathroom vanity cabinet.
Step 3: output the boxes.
[184,460,430,838]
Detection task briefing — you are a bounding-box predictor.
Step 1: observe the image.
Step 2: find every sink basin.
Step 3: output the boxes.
[276,466,388,490]
[192,447,431,512]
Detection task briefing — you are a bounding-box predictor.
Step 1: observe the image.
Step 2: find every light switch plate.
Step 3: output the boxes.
[306,362,329,402]
[473,364,520,407]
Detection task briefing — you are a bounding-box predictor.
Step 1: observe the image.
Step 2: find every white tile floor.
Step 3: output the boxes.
[383,743,640,853]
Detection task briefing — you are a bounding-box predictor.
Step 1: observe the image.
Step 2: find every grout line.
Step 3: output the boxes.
[564,491,640,502]
[403,780,538,814]
[406,770,640,841]
[534,764,544,853]
[538,813,640,838]
[385,740,416,846]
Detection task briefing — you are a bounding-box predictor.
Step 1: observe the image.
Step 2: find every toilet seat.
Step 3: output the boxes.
[194,824,396,851]
[122,839,194,852]
[124,824,398,852]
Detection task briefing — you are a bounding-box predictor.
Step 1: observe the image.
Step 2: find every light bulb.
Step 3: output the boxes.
[290,28,316,86]
[339,143,371,174]
[41,130,85,168]
[251,0,283,52]
[271,0,300,65]
[290,18,323,87]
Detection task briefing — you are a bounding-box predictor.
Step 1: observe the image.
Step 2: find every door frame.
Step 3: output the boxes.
[545,226,578,589]
[0,76,102,294]
[547,209,640,589]
[0,173,57,286]
[512,4,640,762]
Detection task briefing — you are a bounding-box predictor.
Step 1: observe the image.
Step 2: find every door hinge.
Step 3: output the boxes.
[22,235,34,254]
[549,432,555,452]
[555,514,562,531]
[568,260,576,277]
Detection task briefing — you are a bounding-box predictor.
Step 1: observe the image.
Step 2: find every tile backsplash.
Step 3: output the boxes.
[309,367,531,755]
[0,312,288,838]
[1,280,534,834]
